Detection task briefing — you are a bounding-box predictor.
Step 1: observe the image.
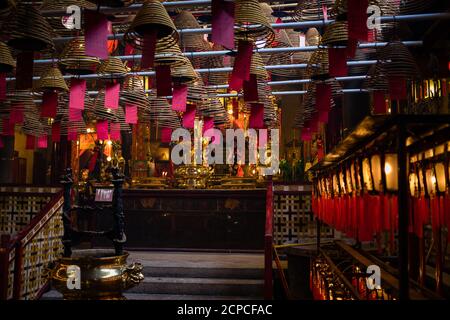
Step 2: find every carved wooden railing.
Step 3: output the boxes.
[0,189,63,300]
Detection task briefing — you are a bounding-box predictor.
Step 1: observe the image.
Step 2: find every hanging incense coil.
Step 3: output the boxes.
[35,66,69,92]
[97,57,129,80]
[120,75,150,117]
[234,0,275,47]
[0,41,16,73]
[306,28,321,46]
[59,36,101,74]
[260,3,293,63]
[378,40,419,79]
[293,0,335,22]
[364,63,389,91]
[306,48,329,80]
[202,44,229,86]
[7,2,54,52]
[250,53,268,79]
[171,57,198,84]
[55,93,91,135]
[174,11,210,51]
[114,106,131,132]
[332,0,382,17]
[187,81,208,108]
[148,94,180,129]
[124,0,178,51]
[348,48,376,75]
[320,21,348,47]
[93,90,120,121]
[155,39,185,67]
[93,0,135,7]
[0,0,15,30]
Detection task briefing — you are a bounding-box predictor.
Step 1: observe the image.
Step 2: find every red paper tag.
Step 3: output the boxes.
[373,91,387,114]
[328,48,348,77]
[301,127,312,141]
[172,84,188,112]
[37,135,48,149]
[85,10,109,60]
[26,135,35,150]
[68,129,78,141]
[15,51,34,90]
[155,65,172,97]
[243,74,259,102]
[202,117,214,135]
[96,120,109,140]
[249,103,264,129]
[69,78,86,110]
[211,0,235,49]
[125,43,135,68]
[41,91,58,118]
[229,41,253,90]
[160,127,172,143]
[0,136,3,148]
[52,123,61,142]
[10,107,24,124]
[316,83,332,111]
[182,105,196,129]
[389,77,407,100]
[105,82,120,109]
[0,73,6,101]
[347,0,369,42]
[141,30,157,69]
[125,104,138,124]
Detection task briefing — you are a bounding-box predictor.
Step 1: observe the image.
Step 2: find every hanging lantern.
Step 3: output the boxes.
[333,173,340,196]
[409,172,419,196]
[351,160,362,193]
[384,153,398,191]
[339,169,346,195]
[434,162,446,194]
[362,157,373,191]
[371,154,382,192]
[346,165,354,193]
[425,167,437,196]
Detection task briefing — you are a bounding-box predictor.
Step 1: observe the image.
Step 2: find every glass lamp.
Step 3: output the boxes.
[384,153,398,191]
[362,157,373,191]
[434,163,446,193]
[371,155,382,192]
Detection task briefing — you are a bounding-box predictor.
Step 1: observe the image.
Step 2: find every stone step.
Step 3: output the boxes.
[127,277,264,297]
[40,290,262,300]
[142,266,264,279]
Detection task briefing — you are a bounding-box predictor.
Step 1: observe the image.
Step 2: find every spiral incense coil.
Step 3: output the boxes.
[0,0,15,30]
[0,41,16,73]
[174,11,210,51]
[348,49,376,75]
[306,28,321,46]
[234,0,275,47]
[148,94,180,129]
[114,106,132,132]
[306,48,329,80]
[124,0,178,51]
[7,2,55,52]
[93,0,135,7]
[320,21,348,47]
[155,39,185,67]
[93,90,120,121]
[378,40,419,79]
[395,0,434,14]
[187,81,208,108]
[97,57,129,80]
[171,57,198,84]
[260,3,293,62]
[59,36,101,75]
[120,75,150,110]
[293,0,335,22]
[202,45,228,85]
[250,52,268,79]
[364,63,389,91]
[36,66,69,92]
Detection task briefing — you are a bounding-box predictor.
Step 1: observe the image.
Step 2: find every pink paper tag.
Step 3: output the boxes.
[37,135,48,149]
[105,82,120,109]
[41,91,58,118]
[155,65,172,97]
[322,4,328,21]
[328,48,348,77]
[2,119,14,136]
[318,111,329,123]
[26,135,35,150]
[96,120,109,140]
[69,108,83,121]
[69,78,86,110]
[299,34,306,47]
[52,123,61,142]
[0,73,6,102]
[110,122,121,141]
[85,10,109,60]
[249,103,264,129]
[211,0,235,49]
[68,129,78,141]
[0,136,3,148]
[125,104,138,124]
[230,41,253,87]
[301,128,312,142]
[316,83,332,111]
[141,30,157,69]
[125,43,135,68]
[172,84,188,112]
[202,117,214,134]
[10,107,24,124]
[161,127,172,143]
[182,105,196,129]
[373,91,387,114]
